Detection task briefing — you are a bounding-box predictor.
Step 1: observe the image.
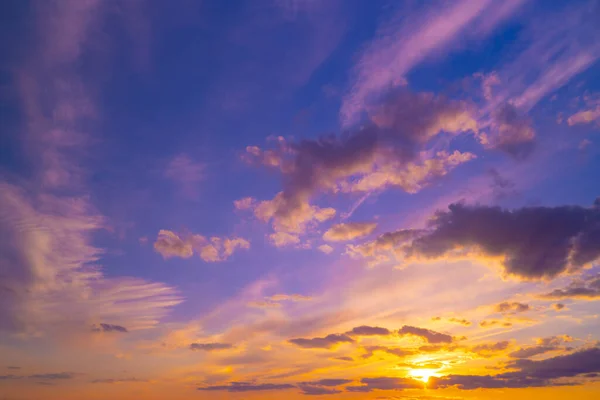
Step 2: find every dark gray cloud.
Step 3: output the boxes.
[397,325,452,344]
[495,301,530,314]
[407,200,600,280]
[198,382,295,392]
[91,323,128,333]
[509,346,557,359]
[189,342,233,351]
[346,325,391,336]
[540,274,600,299]
[289,334,354,349]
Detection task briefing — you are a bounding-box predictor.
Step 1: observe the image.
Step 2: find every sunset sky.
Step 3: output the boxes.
[1,0,600,399]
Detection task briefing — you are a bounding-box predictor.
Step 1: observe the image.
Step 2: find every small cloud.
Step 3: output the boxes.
[323,222,377,242]
[91,323,128,333]
[346,325,391,336]
[198,382,295,392]
[269,232,300,247]
[540,274,600,299]
[553,303,566,311]
[479,320,513,328]
[318,244,334,254]
[189,343,234,351]
[153,230,250,262]
[289,334,354,349]
[495,301,530,314]
[234,197,256,210]
[567,107,600,126]
[6,366,20,370]
[398,325,452,344]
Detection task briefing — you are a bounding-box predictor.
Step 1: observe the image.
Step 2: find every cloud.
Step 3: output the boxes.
[245,89,477,238]
[234,197,256,210]
[297,384,341,395]
[323,222,377,242]
[1,372,78,381]
[495,301,530,314]
[346,377,424,392]
[153,230,250,262]
[91,378,147,384]
[268,294,312,302]
[163,154,205,197]
[269,232,301,247]
[479,103,536,160]
[189,343,234,351]
[153,230,194,258]
[362,346,414,359]
[91,323,128,333]
[346,229,421,266]
[289,334,355,349]
[479,320,512,328]
[405,200,600,280]
[553,303,566,311]
[340,0,527,126]
[540,274,600,299]
[333,356,353,362]
[318,244,334,254]
[568,107,600,126]
[346,326,392,336]
[432,317,471,326]
[198,382,296,392]
[398,325,453,344]
[471,341,511,356]
[0,184,182,336]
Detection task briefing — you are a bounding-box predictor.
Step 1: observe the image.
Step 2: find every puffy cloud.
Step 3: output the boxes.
[289,334,355,349]
[553,303,566,311]
[189,342,234,351]
[346,325,391,336]
[153,230,249,262]
[269,232,301,247]
[405,200,600,280]
[234,197,256,210]
[346,229,421,266]
[153,230,194,258]
[91,323,128,333]
[198,382,295,392]
[508,335,574,358]
[495,301,530,314]
[323,222,377,242]
[244,89,477,238]
[540,274,600,299]
[397,325,453,344]
[318,244,334,254]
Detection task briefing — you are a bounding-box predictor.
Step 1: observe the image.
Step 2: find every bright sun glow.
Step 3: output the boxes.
[410,368,439,383]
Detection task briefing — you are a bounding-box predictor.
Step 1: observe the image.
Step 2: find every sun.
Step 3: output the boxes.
[409,368,439,383]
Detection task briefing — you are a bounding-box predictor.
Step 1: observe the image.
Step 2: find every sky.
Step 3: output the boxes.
[1,0,600,399]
